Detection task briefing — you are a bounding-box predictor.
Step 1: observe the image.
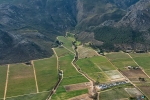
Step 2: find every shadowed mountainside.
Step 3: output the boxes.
[1,0,150,64]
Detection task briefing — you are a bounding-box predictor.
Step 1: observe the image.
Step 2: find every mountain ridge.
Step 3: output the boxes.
[0,0,150,64]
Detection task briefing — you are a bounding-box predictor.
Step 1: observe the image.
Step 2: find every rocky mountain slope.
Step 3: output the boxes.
[0,0,77,64]
[0,0,150,64]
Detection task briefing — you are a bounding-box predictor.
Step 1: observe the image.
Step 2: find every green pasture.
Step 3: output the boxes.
[51,89,88,100]
[57,36,75,53]
[59,54,80,77]
[34,56,58,92]
[0,66,7,98]
[6,92,49,100]
[76,57,101,73]
[54,48,71,57]
[88,72,109,83]
[106,52,130,60]
[99,87,129,100]
[106,52,138,70]
[60,76,88,86]
[7,64,36,97]
[129,53,150,70]
[129,53,150,58]
[96,62,115,71]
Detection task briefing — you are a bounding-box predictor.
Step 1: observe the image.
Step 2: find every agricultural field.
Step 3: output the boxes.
[52,36,90,100]
[106,52,138,70]
[6,64,36,97]
[60,76,89,86]
[125,88,143,97]
[88,72,109,83]
[77,46,98,59]
[59,54,80,77]
[51,89,88,100]
[54,47,71,57]
[129,53,150,70]
[105,70,125,81]
[76,56,117,83]
[57,36,75,53]
[145,69,150,77]
[69,94,92,100]
[34,56,58,92]
[76,57,101,73]
[138,83,150,99]
[0,65,7,99]
[64,82,91,92]
[121,69,150,83]
[6,92,49,100]
[99,87,130,100]
[53,53,89,98]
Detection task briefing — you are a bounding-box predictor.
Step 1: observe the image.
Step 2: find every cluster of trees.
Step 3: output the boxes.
[94,26,144,51]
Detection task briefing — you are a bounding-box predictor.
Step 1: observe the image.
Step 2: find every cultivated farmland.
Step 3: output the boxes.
[129,53,150,70]
[76,56,118,83]
[57,36,75,53]
[6,64,36,97]
[51,89,88,100]
[54,47,71,57]
[59,54,80,77]
[138,83,150,98]
[34,56,58,92]
[6,92,49,100]
[0,65,7,99]
[106,52,138,70]
[77,46,98,59]
[99,87,130,100]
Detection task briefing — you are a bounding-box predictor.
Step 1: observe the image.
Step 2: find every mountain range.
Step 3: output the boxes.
[0,0,150,64]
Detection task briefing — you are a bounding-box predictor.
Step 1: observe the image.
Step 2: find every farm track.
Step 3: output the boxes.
[3,65,9,100]
[52,48,59,72]
[71,43,97,97]
[52,41,97,98]
[106,54,150,100]
[127,53,150,79]
[46,49,63,100]
[31,61,39,93]
[127,53,150,100]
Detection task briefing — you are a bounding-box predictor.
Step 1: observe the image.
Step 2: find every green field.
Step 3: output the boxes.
[59,54,80,77]
[90,56,115,71]
[99,87,130,100]
[106,52,130,60]
[0,65,7,98]
[7,64,36,97]
[76,56,116,82]
[34,56,58,92]
[57,36,75,53]
[60,76,88,86]
[52,43,89,100]
[54,47,71,57]
[145,69,150,76]
[77,56,115,73]
[59,54,88,84]
[106,52,138,70]
[88,72,109,83]
[76,57,101,73]
[51,89,88,100]
[129,53,150,58]
[96,62,115,71]
[129,53,150,70]
[6,92,49,100]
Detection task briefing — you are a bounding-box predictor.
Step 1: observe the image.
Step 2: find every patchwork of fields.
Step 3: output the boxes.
[51,36,89,100]
[0,55,58,100]
[1,35,150,100]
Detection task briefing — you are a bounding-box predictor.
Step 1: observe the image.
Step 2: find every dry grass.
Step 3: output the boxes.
[77,46,98,59]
